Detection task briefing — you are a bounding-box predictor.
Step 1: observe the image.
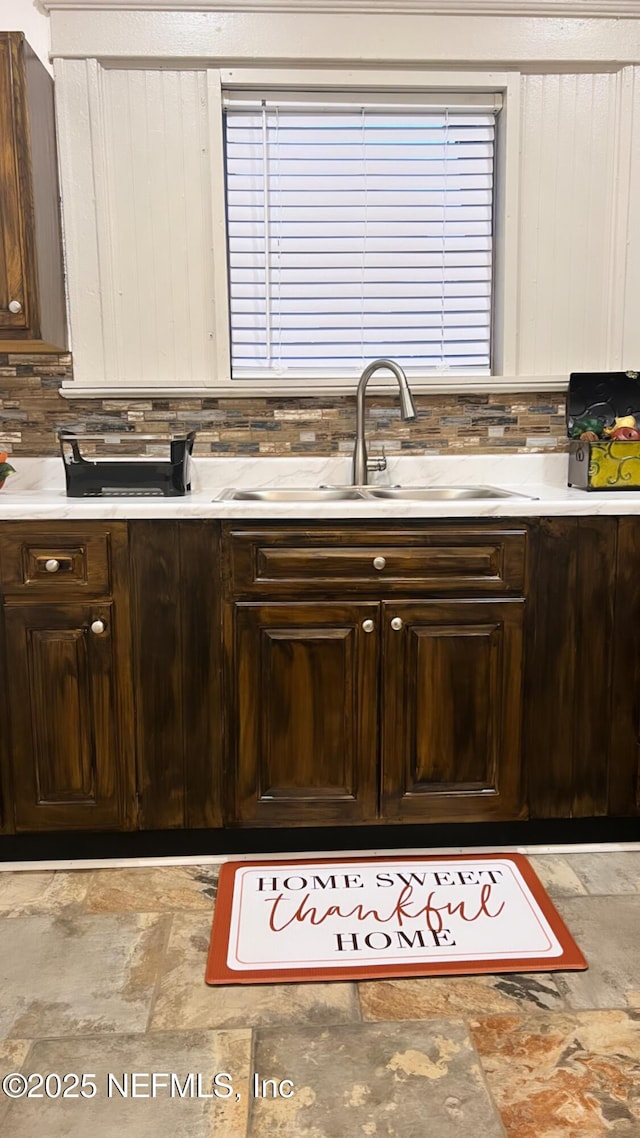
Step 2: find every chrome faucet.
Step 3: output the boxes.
[352,359,417,485]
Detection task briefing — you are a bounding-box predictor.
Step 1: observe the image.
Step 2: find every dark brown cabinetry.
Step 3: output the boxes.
[224,523,528,827]
[127,521,224,832]
[0,33,66,350]
[525,516,640,820]
[231,600,379,825]
[381,598,525,823]
[0,524,135,831]
[1,514,638,840]
[4,602,129,830]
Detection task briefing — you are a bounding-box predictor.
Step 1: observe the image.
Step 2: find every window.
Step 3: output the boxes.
[223,89,501,383]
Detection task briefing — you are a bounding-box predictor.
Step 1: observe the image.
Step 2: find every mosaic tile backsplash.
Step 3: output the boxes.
[0,352,569,457]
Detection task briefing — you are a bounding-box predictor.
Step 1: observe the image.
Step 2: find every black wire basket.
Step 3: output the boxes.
[59,432,195,497]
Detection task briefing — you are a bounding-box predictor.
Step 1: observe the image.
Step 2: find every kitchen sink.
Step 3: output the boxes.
[363,485,536,500]
[217,484,535,502]
[218,487,367,501]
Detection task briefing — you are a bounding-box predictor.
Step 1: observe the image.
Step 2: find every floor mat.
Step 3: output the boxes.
[205,853,587,984]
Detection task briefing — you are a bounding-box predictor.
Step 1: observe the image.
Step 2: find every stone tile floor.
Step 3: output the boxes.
[0,852,638,1136]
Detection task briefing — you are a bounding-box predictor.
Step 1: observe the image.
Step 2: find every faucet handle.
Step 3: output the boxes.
[367,446,387,474]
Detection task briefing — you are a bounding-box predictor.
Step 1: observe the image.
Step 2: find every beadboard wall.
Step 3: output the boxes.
[0,351,567,457]
[7,0,636,454]
[42,1,640,397]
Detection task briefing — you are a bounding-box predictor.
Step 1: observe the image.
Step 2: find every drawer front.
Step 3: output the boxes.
[228,526,527,596]
[0,529,111,594]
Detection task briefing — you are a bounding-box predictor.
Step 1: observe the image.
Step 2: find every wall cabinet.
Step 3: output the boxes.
[0,33,66,350]
[224,523,528,827]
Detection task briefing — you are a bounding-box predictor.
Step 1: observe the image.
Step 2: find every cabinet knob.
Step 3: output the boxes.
[372,556,386,571]
[44,558,61,573]
[390,616,403,631]
[362,619,375,633]
[90,619,106,635]
[8,300,22,314]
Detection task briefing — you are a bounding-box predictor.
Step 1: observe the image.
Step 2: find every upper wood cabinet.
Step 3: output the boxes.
[0,33,66,351]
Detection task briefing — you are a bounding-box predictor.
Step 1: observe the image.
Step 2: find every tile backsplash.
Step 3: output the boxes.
[0,352,568,457]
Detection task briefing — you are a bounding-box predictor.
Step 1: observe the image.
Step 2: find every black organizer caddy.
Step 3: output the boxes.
[59,432,195,497]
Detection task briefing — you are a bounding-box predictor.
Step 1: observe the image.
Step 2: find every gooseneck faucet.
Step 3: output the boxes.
[352,359,417,485]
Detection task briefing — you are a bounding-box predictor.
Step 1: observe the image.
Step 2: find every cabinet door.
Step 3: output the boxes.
[0,36,29,332]
[3,602,133,830]
[229,601,379,825]
[381,599,526,822]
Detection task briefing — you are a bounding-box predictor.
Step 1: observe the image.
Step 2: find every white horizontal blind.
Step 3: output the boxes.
[223,92,499,380]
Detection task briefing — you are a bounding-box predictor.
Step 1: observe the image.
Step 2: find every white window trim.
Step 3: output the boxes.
[202,67,521,396]
[41,0,640,21]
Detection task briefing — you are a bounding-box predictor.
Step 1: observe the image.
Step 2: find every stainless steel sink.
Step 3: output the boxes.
[218,487,367,501]
[216,484,536,502]
[363,485,535,500]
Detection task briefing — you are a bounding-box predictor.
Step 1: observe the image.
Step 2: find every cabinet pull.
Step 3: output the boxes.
[8,300,23,314]
[90,619,106,635]
[390,617,403,631]
[362,619,375,633]
[35,554,74,575]
[372,556,386,570]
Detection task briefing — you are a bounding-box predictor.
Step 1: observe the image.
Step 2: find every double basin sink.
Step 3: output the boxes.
[218,486,535,502]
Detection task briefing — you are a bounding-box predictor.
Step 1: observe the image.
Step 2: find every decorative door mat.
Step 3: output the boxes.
[205,853,587,985]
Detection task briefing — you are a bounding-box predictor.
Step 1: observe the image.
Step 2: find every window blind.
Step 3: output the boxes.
[223,91,499,380]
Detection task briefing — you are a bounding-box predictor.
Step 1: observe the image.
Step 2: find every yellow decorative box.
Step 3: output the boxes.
[568,439,640,490]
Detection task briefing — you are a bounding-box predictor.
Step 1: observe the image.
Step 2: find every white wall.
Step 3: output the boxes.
[1,0,51,70]
[46,3,640,393]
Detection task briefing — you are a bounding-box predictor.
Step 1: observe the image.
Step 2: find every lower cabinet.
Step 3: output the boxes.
[1,516,639,838]
[4,602,135,830]
[0,522,135,833]
[231,601,379,825]
[224,521,529,827]
[524,516,640,820]
[228,596,525,827]
[380,599,525,822]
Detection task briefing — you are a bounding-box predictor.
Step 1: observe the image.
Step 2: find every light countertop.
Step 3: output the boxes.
[1,453,640,520]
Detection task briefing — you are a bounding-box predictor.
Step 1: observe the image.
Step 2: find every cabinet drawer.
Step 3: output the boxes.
[0,528,111,594]
[228,525,527,596]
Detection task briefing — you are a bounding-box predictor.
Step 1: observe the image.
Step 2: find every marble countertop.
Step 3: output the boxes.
[1,453,640,520]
